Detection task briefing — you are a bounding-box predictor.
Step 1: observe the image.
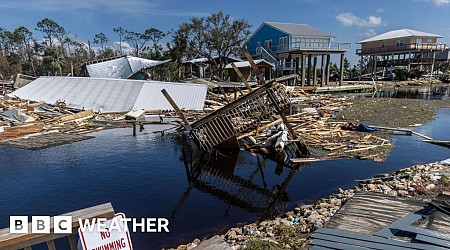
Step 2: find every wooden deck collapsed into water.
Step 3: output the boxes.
[309,192,450,249]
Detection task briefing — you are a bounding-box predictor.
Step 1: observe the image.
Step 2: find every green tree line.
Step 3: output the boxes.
[0,12,251,81]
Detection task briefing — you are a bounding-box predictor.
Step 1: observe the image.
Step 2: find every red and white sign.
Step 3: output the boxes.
[79,213,133,250]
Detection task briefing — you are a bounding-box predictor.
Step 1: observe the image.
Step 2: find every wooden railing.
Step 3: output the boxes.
[0,203,115,250]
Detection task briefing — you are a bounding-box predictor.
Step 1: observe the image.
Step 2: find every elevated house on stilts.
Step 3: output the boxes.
[245,22,351,86]
[357,29,446,79]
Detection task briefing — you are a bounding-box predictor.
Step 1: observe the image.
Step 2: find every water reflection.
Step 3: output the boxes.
[172,136,302,221]
[375,85,450,100]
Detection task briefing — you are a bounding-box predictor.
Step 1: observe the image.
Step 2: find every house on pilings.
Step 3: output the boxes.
[357,29,447,79]
[245,22,351,86]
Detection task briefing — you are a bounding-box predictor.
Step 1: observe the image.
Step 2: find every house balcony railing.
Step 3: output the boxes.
[376,58,435,67]
[271,42,352,53]
[356,43,447,55]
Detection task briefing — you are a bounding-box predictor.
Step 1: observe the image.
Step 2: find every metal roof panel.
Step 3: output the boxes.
[9,77,207,112]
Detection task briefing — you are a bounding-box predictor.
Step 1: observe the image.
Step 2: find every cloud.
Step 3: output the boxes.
[336,12,383,28]
[376,8,385,13]
[428,0,450,6]
[112,41,134,55]
[416,0,450,6]
[0,0,207,17]
[364,29,377,38]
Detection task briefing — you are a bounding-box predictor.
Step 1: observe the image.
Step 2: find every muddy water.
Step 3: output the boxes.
[0,110,449,249]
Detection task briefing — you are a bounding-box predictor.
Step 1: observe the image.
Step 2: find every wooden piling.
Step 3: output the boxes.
[231,62,252,91]
[161,89,190,128]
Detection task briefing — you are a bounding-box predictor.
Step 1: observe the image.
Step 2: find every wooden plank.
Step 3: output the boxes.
[242,47,266,85]
[411,131,433,140]
[68,234,77,250]
[0,203,114,250]
[59,110,95,123]
[344,145,378,153]
[46,240,56,250]
[230,63,252,91]
[423,140,450,147]
[290,155,347,163]
[161,89,190,127]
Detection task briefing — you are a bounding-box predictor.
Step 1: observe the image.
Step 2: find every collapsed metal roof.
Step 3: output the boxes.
[182,56,242,64]
[225,59,274,69]
[86,56,170,79]
[9,77,207,112]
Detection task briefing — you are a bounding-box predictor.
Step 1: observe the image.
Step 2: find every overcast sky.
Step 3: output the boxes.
[1,0,450,65]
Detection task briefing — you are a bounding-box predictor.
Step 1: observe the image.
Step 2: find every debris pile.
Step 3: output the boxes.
[240,92,393,162]
[0,98,107,149]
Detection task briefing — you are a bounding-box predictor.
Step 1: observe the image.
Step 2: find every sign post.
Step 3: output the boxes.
[79,213,133,250]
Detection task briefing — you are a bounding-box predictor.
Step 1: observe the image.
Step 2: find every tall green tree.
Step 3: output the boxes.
[113,27,126,55]
[12,26,37,75]
[36,18,65,48]
[93,32,109,51]
[142,28,165,59]
[175,11,251,80]
[124,30,145,57]
[168,29,188,79]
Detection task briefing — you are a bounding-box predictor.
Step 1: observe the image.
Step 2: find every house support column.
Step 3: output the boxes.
[313,56,317,86]
[359,55,363,81]
[339,53,344,86]
[326,54,331,85]
[408,51,411,73]
[307,54,312,85]
[390,54,394,75]
[301,54,306,86]
[420,52,424,71]
[295,57,300,76]
[321,54,326,86]
[431,51,436,76]
[372,55,377,80]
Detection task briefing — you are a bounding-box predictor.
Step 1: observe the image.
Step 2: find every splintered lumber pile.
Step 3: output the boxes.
[239,91,393,162]
[0,97,107,142]
[0,123,44,139]
[289,94,393,161]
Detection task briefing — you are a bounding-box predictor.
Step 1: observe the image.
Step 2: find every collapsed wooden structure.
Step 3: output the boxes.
[189,81,309,158]
[309,192,450,249]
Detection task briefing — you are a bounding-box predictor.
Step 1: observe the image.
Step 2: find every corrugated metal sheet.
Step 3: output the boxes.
[86,56,170,79]
[359,29,443,43]
[224,59,274,69]
[134,81,207,110]
[10,77,143,112]
[9,77,207,112]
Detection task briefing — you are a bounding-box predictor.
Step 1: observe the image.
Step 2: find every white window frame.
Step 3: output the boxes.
[279,36,288,50]
[264,39,272,50]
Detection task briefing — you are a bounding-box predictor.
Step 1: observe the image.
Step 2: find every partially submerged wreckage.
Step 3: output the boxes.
[1,53,399,163]
[188,81,310,162]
